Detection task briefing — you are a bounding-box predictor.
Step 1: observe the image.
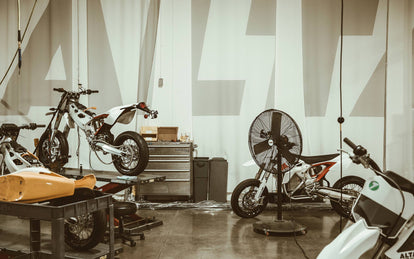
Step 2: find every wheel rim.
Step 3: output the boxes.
[238,186,262,214]
[119,139,140,169]
[41,137,62,162]
[340,182,363,215]
[66,214,94,241]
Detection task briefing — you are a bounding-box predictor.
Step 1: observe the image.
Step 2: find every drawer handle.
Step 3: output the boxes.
[165,179,190,182]
[149,155,190,158]
[149,160,190,162]
[144,169,190,172]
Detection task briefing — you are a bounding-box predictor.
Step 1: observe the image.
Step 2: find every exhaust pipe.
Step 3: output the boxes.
[95,142,124,156]
[316,188,356,202]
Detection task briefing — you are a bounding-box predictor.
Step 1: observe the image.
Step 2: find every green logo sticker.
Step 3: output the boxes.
[369,181,379,191]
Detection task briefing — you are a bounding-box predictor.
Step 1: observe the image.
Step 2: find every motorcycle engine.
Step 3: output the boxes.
[286,174,302,193]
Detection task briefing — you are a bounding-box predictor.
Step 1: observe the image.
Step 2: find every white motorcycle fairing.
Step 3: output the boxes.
[317,219,380,259]
[385,224,414,259]
[103,104,137,125]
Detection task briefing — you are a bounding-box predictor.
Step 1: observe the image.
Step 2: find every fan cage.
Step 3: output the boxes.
[248,109,303,173]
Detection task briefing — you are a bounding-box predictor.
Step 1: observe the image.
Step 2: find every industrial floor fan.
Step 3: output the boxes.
[248,109,307,235]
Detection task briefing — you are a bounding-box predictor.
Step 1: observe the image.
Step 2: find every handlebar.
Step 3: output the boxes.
[343,137,382,172]
[344,137,357,150]
[0,123,45,133]
[53,88,99,95]
[53,88,65,93]
[21,123,46,130]
[343,137,367,156]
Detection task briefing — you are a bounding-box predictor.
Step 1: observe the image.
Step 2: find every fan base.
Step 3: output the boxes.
[253,220,307,236]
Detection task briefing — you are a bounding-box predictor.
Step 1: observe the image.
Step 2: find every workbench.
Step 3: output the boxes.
[0,193,116,259]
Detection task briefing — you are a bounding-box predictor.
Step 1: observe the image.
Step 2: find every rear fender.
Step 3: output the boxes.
[317,219,380,259]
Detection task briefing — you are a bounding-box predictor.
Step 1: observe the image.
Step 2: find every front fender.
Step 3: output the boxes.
[317,219,380,259]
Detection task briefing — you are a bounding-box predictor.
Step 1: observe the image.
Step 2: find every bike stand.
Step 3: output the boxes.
[111,214,164,246]
[253,153,307,236]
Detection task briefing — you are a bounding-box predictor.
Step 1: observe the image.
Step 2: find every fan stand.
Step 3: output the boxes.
[253,152,307,236]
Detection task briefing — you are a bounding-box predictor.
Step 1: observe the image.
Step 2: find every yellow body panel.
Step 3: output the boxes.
[0,170,96,203]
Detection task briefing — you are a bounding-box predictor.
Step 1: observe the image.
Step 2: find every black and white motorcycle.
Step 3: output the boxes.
[0,123,44,174]
[37,86,158,175]
[318,138,414,259]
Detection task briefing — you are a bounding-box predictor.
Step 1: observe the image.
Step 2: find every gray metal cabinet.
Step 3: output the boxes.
[137,142,193,200]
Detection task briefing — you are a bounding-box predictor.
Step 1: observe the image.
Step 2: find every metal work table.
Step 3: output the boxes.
[0,194,115,259]
[62,168,166,195]
[61,168,166,244]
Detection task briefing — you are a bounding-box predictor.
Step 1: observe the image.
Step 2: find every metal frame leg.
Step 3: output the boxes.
[30,219,41,258]
[109,204,115,258]
[52,218,65,259]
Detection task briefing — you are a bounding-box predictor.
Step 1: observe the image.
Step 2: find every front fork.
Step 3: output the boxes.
[253,168,271,202]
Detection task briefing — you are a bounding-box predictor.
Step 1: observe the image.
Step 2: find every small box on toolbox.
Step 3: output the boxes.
[158,127,178,142]
[140,126,158,141]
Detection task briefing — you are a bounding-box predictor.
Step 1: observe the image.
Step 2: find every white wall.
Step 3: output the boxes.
[0,0,412,196]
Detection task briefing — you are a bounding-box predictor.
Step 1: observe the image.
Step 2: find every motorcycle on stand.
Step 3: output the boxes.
[36,86,158,175]
[318,138,414,259]
[231,153,368,219]
[0,122,107,251]
[231,109,372,219]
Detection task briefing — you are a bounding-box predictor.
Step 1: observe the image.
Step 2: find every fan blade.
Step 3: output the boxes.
[253,140,271,155]
[280,149,297,165]
[271,112,282,139]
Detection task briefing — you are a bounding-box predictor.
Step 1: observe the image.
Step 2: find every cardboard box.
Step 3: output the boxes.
[158,127,178,142]
[140,126,158,141]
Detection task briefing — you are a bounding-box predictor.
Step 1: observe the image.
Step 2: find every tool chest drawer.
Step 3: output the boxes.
[137,142,193,199]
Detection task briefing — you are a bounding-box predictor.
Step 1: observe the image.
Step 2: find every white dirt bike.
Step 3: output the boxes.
[0,122,107,251]
[318,138,414,259]
[231,153,373,219]
[0,123,44,174]
[36,86,158,175]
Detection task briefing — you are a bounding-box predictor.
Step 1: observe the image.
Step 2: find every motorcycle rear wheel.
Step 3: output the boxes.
[330,176,365,219]
[112,131,149,176]
[231,179,269,218]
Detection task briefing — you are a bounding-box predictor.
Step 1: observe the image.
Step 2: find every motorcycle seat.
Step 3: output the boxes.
[300,153,340,164]
[384,171,414,195]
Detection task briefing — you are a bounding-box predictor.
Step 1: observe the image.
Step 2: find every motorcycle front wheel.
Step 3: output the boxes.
[37,130,69,171]
[231,179,269,218]
[330,176,365,219]
[112,131,149,176]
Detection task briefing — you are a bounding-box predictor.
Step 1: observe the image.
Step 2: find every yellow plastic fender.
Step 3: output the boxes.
[0,168,96,203]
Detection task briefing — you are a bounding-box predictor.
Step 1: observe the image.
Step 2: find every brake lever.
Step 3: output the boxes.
[337,149,351,156]
[358,155,370,168]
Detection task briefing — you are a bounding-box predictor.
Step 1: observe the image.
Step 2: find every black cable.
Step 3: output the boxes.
[383,0,389,171]
[338,0,345,232]
[0,0,38,86]
[287,170,310,259]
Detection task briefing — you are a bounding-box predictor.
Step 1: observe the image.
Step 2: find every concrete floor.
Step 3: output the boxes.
[0,202,360,259]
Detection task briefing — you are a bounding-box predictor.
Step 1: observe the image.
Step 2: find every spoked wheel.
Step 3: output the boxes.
[231,179,269,218]
[65,212,106,251]
[330,176,365,220]
[112,131,149,176]
[50,188,106,251]
[37,130,69,171]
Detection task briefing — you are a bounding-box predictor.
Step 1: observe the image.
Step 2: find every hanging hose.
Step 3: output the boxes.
[337,0,345,232]
[0,0,38,86]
